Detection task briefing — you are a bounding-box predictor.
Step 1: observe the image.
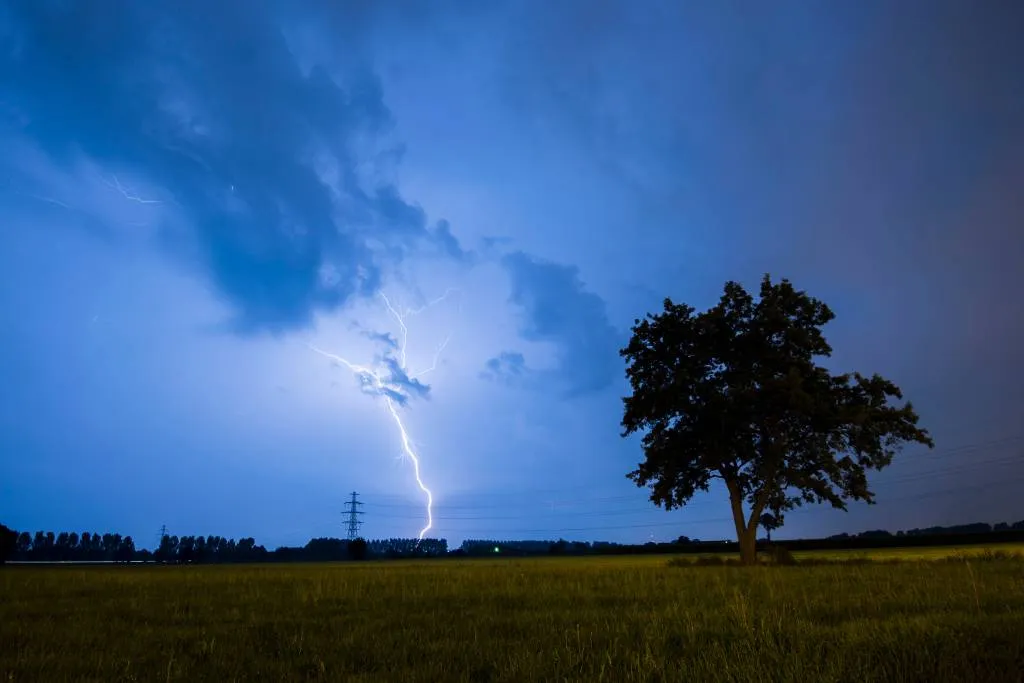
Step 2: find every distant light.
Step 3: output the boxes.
[494,546,500,553]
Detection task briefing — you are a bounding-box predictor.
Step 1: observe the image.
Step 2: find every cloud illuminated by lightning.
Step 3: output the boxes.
[310,289,458,540]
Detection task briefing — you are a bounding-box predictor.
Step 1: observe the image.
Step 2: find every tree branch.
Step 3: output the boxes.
[746,489,770,534]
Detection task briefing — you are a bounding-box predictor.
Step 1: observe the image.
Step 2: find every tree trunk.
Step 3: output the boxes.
[739,526,758,565]
[725,478,759,565]
[725,477,765,565]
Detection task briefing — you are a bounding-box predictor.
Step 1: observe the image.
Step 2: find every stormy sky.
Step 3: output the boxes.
[1,0,1022,548]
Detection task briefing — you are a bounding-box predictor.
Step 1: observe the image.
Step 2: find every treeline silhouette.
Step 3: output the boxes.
[0,525,450,564]
[3,519,1023,564]
[0,529,139,563]
[831,521,1024,538]
[155,535,268,563]
[273,537,448,561]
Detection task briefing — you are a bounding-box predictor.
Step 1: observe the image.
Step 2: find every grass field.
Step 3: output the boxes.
[3,553,1024,682]
[790,543,1024,562]
[657,542,1024,564]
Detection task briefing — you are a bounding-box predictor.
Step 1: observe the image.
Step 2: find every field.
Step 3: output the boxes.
[3,551,1024,682]
[791,543,1024,562]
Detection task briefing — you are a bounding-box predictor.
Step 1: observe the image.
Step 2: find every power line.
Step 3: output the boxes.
[362,451,1021,517]
[362,493,642,511]
[358,472,1024,535]
[358,433,1024,513]
[345,431,1023,541]
[910,433,1024,462]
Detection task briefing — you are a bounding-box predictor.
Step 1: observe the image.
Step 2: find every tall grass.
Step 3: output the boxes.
[3,556,1023,682]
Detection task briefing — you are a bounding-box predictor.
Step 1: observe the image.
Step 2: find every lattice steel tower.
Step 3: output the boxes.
[343,491,364,540]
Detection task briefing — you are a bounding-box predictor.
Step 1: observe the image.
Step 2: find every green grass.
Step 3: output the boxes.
[662,543,1024,564]
[3,555,1024,682]
[791,543,1024,562]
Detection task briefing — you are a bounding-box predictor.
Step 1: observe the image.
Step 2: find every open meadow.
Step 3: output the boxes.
[791,543,1024,562]
[3,552,1024,682]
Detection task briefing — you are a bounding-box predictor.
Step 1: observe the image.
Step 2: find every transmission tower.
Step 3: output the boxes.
[343,491,364,540]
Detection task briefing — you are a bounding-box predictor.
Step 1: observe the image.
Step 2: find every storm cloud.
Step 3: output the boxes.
[0,1,465,334]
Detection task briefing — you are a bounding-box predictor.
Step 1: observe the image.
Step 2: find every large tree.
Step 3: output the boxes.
[621,275,933,564]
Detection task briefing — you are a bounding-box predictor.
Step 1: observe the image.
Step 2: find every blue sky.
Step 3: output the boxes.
[2,1,1022,549]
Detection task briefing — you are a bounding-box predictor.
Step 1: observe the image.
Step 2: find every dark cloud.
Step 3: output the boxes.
[380,357,430,406]
[433,219,473,263]
[482,236,513,249]
[363,330,400,351]
[478,235,514,261]
[501,251,622,396]
[347,319,401,351]
[1,1,466,334]
[480,350,527,387]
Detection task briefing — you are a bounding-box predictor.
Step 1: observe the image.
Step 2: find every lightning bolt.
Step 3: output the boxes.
[411,334,451,380]
[311,289,458,540]
[103,174,163,204]
[22,193,71,209]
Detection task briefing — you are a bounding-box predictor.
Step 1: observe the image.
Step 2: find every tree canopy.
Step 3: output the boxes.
[621,275,934,564]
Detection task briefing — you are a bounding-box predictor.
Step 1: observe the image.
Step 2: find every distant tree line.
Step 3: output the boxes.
[368,538,448,557]
[451,520,1024,557]
[455,539,628,556]
[1,527,140,564]
[830,521,1024,538]
[271,538,447,561]
[0,526,448,564]
[154,535,268,563]
[3,521,1023,565]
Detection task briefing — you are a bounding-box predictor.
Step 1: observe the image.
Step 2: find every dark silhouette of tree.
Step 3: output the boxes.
[760,513,780,544]
[305,537,348,561]
[155,534,177,563]
[621,275,934,564]
[31,532,45,560]
[7,517,1024,564]
[116,536,136,563]
[347,538,368,561]
[56,532,71,561]
[207,536,223,562]
[15,532,31,556]
[548,540,567,555]
[194,535,207,563]
[79,532,92,560]
[859,529,893,539]
[0,524,16,565]
[236,537,256,562]
[101,534,122,561]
